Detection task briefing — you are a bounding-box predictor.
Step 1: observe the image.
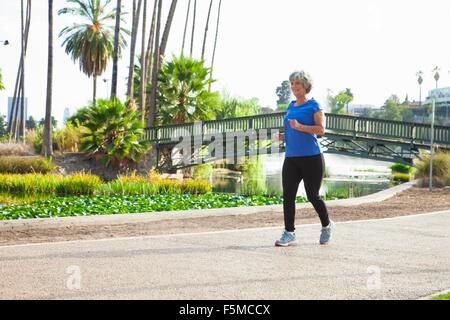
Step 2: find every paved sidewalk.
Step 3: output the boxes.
[0,209,449,300]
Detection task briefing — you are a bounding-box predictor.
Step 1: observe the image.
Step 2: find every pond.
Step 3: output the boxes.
[209,153,397,198]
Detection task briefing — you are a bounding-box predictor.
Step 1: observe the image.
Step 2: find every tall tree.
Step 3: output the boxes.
[201,0,213,60]
[19,0,26,143]
[148,0,178,127]
[181,0,191,55]
[140,0,148,119]
[59,0,128,105]
[190,0,196,58]
[43,0,54,158]
[159,0,178,57]
[344,88,353,113]
[126,0,143,99]
[147,0,162,127]
[8,0,31,140]
[145,0,158,82]
[208,0,222,92]
[276,80,291,104]
[111,0,122,99]
[416,70,423,106]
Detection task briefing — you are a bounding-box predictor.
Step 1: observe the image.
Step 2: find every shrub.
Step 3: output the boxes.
[56,173,103,195]
[392,172,411,183]
[98,173,212,196]
[414,151,450,187]
[182,179,212,194]
[80,99,150,168]
[0,142,35,156]
[391,163,413,174]
[193,164,213,180]
[98,175,158,195]
[0,173,61,194]
[0,156,56,174]
[55,122,84,153]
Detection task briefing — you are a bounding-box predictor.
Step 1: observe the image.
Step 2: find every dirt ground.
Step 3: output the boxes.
[0,186,449,246]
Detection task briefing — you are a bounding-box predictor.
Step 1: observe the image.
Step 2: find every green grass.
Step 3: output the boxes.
[431,291,450,300]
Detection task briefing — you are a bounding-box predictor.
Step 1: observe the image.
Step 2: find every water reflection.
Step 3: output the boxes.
[210,153,396,199]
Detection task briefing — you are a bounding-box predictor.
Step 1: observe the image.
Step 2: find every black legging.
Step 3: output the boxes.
[282,153,330,231]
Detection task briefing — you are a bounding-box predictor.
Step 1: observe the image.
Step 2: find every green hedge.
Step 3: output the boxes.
[0,156,55,174]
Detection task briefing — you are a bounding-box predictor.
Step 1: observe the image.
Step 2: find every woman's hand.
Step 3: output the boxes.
[288,119,303,131]
[272,132,285,142]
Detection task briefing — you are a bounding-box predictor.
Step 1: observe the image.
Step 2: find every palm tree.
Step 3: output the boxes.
[432,66,440,89]
[201,0,214,60]
[344,88,354,113]
[209,0,222,92]
[416,70,423,107]
[59,0,127,105]
[156,55,220,125]
[80,99,150,168]
[126,0,143,99]
[181,0,192,55]
[43,0,54,158]
[111,0,122,99]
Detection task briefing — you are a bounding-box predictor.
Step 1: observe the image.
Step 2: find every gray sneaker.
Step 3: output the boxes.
[320,221,334,245]
[275,230,298,247]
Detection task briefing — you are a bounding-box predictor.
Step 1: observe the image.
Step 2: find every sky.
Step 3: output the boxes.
[1,0,450,125]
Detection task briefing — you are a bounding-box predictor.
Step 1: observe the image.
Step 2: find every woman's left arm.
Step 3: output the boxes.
[289,111,326,135]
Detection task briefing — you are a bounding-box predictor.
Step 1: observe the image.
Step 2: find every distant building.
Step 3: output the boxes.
[63,107,71,122]
[7,97,28,123]
[347,104,381,117]
[421,88,450,125]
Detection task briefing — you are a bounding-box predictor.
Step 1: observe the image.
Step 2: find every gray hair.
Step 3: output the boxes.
[289,70,313,94]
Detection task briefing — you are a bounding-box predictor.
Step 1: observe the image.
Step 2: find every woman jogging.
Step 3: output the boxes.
[274,70,334,247]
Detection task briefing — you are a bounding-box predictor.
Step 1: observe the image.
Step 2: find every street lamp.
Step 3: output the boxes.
[429,66,440,192]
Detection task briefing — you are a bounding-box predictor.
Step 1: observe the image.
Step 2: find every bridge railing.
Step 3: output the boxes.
[145,113,450,147]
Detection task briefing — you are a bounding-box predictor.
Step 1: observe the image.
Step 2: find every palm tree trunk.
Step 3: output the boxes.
[111,0,122,99]
[201,0,214,60]
[19,0,26,143]
[190,0,197,58]
[148,0,162,128]
[209,0,222,92]
[159,0,178,57]
[181,0,191,55]
[93,75,97,105]
[140,0,147,120]
[126,0,143,99]
[43,0,53,158]
[10,0,31,140]
[145,0,157,82]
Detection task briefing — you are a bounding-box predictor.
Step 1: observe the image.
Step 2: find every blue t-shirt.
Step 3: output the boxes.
[284,98,323,157]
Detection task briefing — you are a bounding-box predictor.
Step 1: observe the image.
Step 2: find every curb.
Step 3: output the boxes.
[0,180,417,231]
[417,288,450,300]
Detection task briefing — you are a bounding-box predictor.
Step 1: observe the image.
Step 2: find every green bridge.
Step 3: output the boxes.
[144,112,450,170]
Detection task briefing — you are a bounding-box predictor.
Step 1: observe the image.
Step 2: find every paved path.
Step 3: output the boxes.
[0,210,449,300]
